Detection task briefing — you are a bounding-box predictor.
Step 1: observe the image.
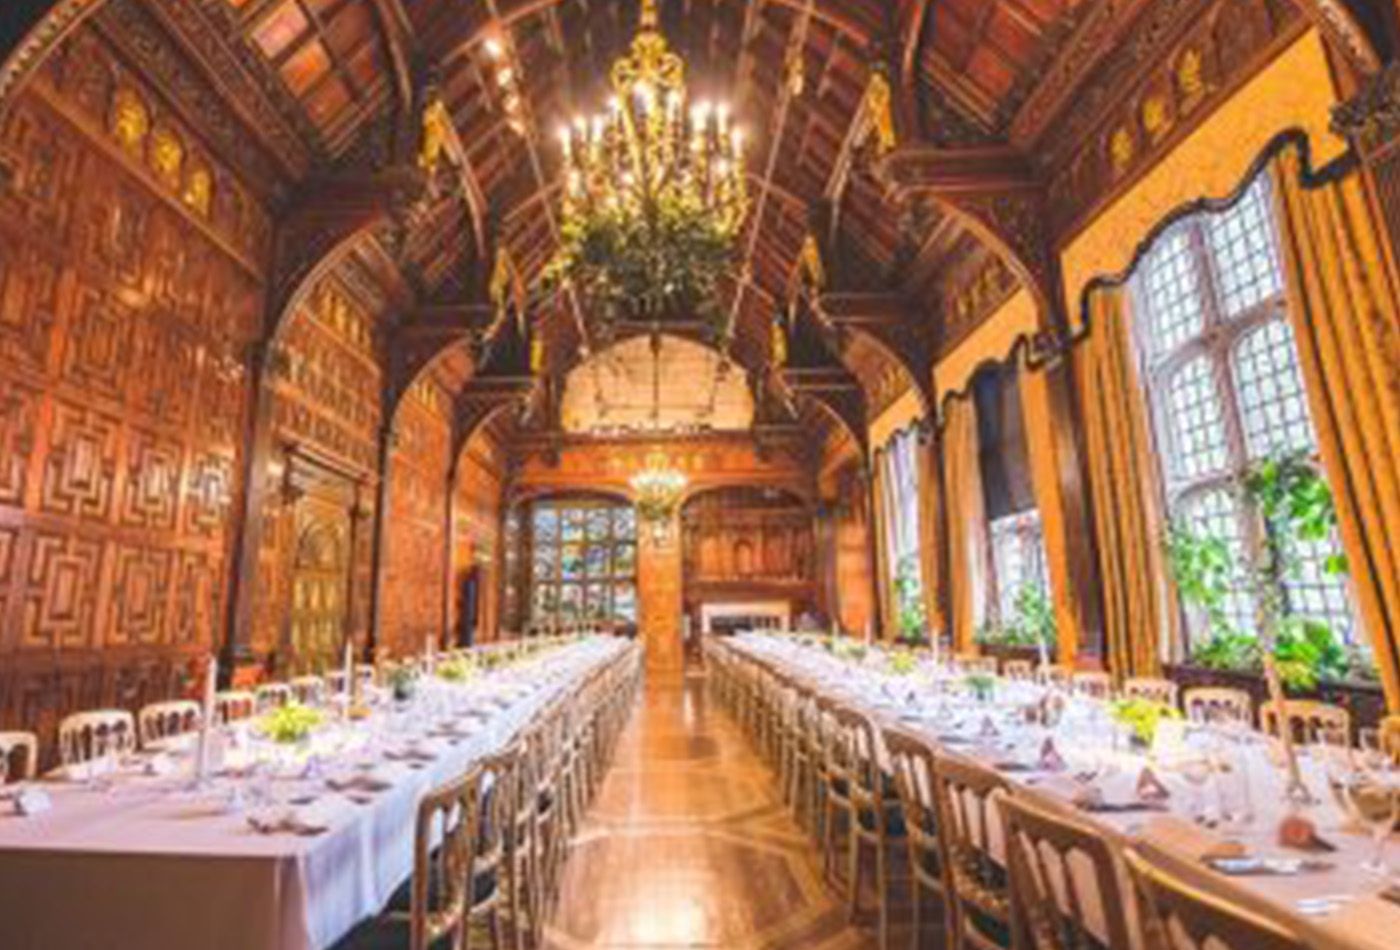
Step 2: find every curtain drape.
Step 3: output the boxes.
[1271,148,1400,710]
[942,398,990,653]
[916,428,946,640]
[1072,287,1171,679]
[870,453,898,640]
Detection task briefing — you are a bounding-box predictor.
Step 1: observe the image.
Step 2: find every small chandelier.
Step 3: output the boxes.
[630,450,688,537]
[547,0,748,332]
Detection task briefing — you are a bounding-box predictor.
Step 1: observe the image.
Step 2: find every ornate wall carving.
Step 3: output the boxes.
[0,27,265,757]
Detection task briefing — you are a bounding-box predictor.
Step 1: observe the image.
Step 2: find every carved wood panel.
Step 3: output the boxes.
[0,27,265,763]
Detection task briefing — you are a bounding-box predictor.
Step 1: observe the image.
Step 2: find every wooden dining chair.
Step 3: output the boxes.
[57,709,137,768]
[1181,687,1253,726]
[883,728,950,949]
[1001,659,1034,682]
[337,766,489,950]
[999,794,1133,950]
[958,656,999,676]
[1070,671,1111,699]
[137,699,201,747]
[0,730,38,783]
[1259,699,1350,745]
[930,753,1013,950]
[215,690,257,725]
[824,702,905,949]
[1122,847,1306,950]
[1380,714,1400,762]
[1123,677,1180,708]
[289,675,327,706]
[254,682,293,711]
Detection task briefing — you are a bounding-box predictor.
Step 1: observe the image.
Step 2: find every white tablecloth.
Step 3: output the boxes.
[724,635,1400,950]
[0,639,625,950]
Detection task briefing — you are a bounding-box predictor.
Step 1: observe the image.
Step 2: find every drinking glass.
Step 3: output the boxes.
[1340,771,1399,875]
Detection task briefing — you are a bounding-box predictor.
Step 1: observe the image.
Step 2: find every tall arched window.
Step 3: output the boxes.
[528,497,637,629]
[881,428,925,632]
[1130,174,1355,644]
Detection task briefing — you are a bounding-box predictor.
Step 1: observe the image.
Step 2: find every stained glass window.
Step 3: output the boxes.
[529,498,638,629]
[1131,174,1356,644]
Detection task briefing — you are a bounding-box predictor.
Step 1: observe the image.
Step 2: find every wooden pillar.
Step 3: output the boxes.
[637,511,684,680]
[365,421,395,660]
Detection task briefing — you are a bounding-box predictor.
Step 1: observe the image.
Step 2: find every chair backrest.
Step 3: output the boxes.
[254,682,292,711]
[137,700,201,747]
[1122,847,1305,950]
[958,655,999,676]
[930,752,1012,944]
[409,766,486,950]
[1071,671,1112,699]
[1002,659,1034,682]
[57,709,137,766]
[1124,677,1179,708]
[1181,687,1253,726]
[289,676,326,706]
[1381,714,1400,762]
[882,728,946,895]
[1259,699,1350,745]
[216,690,257,724]
[1000,793,1133,950]
[0,731,38,783]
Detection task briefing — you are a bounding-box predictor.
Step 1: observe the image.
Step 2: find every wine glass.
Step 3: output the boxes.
[1340,769,1399,876]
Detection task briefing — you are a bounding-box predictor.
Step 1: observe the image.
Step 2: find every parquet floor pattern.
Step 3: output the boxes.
[544,674,876,949]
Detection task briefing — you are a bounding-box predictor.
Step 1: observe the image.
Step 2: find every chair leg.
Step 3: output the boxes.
[876,839,889,950]
[846,829,862,922]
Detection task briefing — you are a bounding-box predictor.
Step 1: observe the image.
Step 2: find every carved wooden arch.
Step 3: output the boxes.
[0,0,106,122]
[811,292,935,419]
[785,377,869,460]
[448,383,532,480]
[679,482,817,512]
[1290,0,1384,78]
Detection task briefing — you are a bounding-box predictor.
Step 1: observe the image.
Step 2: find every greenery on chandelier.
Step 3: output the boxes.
[1163,449,1375,691]
[542,191,738,337]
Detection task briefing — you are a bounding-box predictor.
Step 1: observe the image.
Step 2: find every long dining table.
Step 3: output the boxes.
[722,633,1400,950]
[0,637,627,950]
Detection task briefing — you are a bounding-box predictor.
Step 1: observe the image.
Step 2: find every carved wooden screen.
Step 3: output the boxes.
[288,503,350,675]
[0,28,267,759]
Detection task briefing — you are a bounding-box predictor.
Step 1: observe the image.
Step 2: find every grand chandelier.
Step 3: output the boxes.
[546,0,748,334]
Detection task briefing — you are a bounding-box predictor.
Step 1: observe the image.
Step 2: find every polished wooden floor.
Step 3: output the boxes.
[545,673,876,949]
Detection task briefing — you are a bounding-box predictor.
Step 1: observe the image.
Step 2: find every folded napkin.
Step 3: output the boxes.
[1135,766,1171,803]
[978,716,1001,740]
[325,769,394,794]
[1038,737,1067,773]
[247,800,343,836]
[384,745,437,763]
[12,788,52,816]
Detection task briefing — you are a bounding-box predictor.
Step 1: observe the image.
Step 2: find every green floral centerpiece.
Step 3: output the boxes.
[1109,697,1182,748]
[436,656,476,684]
[888,649,918,676]
[260,703,324,745]
[965,673,996,702]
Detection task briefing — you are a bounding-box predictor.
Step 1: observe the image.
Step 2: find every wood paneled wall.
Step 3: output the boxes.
[0,27,267,750]
[681,486,817,618]
[380,380,452,657]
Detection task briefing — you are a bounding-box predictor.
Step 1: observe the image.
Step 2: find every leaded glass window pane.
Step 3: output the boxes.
[1206,179,1283,318]
[989,511,1050,623]
[527,498,638,628]
[1141,229,1204,356]
[1166,357,1229,480]
[1180,488,1256,635]
[1233,320,1315,459]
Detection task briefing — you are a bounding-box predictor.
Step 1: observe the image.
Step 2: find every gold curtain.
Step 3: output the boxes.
[1271,148,1400,710]
[942,398,989,653]
[915,427,947,640]
[1071,287,1170,679]
[870,454,898,640]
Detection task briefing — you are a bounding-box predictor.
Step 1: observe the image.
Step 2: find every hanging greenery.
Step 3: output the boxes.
[541,190,738,340]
